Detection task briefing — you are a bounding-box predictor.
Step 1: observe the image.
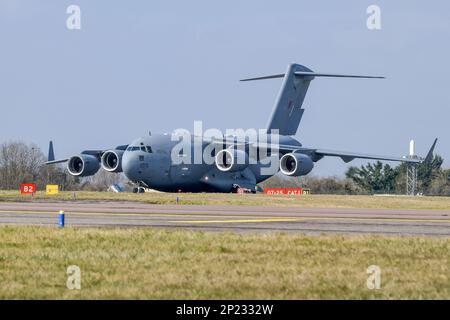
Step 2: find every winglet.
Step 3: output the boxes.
[44,140,69,165]
[48,141,55,162]
[423,138,438,164]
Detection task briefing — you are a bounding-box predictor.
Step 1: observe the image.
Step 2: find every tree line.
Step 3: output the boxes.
[0,141,449,195]
[262,155,450,196]
[0,141,123,191]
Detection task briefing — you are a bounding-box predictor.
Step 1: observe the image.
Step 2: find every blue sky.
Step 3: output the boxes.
[0,0,448,176]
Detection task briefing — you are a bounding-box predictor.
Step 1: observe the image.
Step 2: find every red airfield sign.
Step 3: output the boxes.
[264,188,310,195]
[21,183,36,194]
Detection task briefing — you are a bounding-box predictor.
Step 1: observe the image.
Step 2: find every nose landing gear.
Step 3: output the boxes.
[131,180,148,193]
[132,187,146,193]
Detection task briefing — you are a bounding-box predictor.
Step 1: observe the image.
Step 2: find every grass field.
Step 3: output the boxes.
[0,226,448,299]
[1,190,450,210]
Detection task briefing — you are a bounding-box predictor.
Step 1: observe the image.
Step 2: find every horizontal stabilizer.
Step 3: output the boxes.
[240,72,384,82]
[240,74,286,82]
[294,72,384,79]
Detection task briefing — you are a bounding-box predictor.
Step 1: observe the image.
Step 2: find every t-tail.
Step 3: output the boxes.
[241,63,384,136]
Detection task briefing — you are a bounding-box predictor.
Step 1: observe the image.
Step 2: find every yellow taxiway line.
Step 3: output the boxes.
[0,209,258,219]
[0,210,449,224]
[171,218,303,224]
[170,217,450,224]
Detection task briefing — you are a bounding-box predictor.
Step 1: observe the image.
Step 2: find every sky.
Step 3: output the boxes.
[0,0,449,176]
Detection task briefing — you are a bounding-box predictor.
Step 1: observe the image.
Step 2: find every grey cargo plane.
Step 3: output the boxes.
[46,63,437,193]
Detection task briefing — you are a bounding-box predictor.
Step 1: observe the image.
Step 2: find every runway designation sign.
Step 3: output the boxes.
[21,183,36,194]
[264,188,310,195]
[46,185,59,195]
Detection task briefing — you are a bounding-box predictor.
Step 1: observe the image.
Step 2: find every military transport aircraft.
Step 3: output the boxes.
[46,63,437,193]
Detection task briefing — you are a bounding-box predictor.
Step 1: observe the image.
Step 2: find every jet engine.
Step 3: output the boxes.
[67,154,100,177]
[279,153,314,176]
[101,150,124,173]
[215,149,249,172]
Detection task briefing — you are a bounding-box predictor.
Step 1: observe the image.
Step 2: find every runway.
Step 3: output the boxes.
[0,201,449,236]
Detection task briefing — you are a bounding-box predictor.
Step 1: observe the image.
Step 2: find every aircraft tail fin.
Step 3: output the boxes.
[241,63,384,136]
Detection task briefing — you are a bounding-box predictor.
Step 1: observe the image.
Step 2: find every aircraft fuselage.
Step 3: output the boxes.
[121,133,300,192]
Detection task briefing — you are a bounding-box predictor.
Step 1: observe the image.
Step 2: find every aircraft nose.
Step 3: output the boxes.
[122,151,140,181]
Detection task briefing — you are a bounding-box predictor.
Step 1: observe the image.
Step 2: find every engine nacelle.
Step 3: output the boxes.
[215,149,249,172]
[279,153,314,176]
[67,154,100,177]
[101,150,124,173]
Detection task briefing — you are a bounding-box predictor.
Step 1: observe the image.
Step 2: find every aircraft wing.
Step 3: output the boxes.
[279,138,438,164]
[310,149,421,163]
[44,141,129,165]
[44,149,106,165]
[45,158,69,165]
[208,137,437,165]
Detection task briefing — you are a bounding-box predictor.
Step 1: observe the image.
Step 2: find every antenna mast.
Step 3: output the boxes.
[406,140,418,196]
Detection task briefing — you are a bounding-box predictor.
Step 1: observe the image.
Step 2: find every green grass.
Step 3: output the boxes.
[1,190,450,210]
[0,226,448,299]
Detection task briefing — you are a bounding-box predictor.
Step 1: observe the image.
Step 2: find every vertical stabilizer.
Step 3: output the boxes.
[265,64,313,135]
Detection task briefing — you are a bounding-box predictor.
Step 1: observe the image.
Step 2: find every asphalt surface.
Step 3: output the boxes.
[0,201,449,236]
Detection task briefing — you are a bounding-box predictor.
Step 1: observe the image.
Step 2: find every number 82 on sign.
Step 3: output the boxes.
[21,183,36,194]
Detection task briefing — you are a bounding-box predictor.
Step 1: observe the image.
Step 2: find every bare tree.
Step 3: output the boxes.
[0,141,44,190]
[0,141,80,191]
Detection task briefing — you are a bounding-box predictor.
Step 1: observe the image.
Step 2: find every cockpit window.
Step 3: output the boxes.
[127,146,152,152]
